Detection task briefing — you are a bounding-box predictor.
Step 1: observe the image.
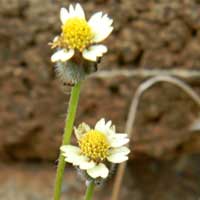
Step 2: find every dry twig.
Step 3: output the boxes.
[91,69,200,79]
[111,75,200,200]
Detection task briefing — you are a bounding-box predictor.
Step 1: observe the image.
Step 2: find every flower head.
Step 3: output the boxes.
[61,119,130,179]
[51,3,113,63]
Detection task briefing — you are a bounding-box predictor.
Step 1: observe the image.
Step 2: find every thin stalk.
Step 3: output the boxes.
[53,82,81,200]
[84,181,95,200]
[111,75,200,200]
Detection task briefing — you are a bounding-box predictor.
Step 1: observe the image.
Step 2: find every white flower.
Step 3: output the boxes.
[61,119,130,179]
[51,3,113,63]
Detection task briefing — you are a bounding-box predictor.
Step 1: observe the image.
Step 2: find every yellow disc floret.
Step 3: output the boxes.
[79,130,110,162]
[61,17,93,51]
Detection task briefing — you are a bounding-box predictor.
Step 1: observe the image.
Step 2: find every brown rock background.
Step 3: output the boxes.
[1,0,200,199]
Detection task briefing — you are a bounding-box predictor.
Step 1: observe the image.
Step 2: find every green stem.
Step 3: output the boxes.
[53,82,81,200]
[84,181,95,200]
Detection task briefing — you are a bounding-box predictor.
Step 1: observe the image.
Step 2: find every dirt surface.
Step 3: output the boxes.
[1,0,200,161]
[0,155,200,200]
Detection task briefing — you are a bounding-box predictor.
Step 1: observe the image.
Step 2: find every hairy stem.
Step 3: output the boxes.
[84,181,95,200]
[53,82,81,200]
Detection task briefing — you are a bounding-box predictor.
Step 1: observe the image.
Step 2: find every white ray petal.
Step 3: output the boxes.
[65,154,88,166]
[61,145,96,169]
[60,145,80,154]
[79,160,96,170]
[60,145,87,165]
[82,45,107,61]
[89,12,103,24]
[106,120,112,128]
[87,163,109,179]
[109,135,129,148]
[61,145,82,164]
[69,4,75,16]
[89,12,113,42]
[51,49,74,62]
[60,7,70,24]
[95,118,106,131]
[109,146,130,156]
[95,118,116,137]
[107,154,128,163]
[74,3,85,19]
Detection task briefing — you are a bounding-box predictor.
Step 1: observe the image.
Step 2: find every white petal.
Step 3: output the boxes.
[82,45,107,61]
[61,149,89,167]
[112,133,129,140]
[65,154,88,166]
[60,8,70,24]
[60,145,80,154]
[87,163,109,179]
[95,118,106,131]
[94,118,116,139]
[74,3,85,19]
[69,4,75,16]
[107,154,128,163]
[60,145,86,165]
[89,12,113,42]
[51,49,74,62]
[115,133,128,137]
[110,136,129,148]
[109,146,130,156]
[61,145,81,164]
[106,120,112,128]
[108,146,130,163]
[79,160,96,170]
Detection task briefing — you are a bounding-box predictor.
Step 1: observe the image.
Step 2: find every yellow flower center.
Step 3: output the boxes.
[79,130,110,162]
[61,17,93,51]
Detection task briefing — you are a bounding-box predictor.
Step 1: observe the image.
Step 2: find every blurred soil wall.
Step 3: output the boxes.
[1,0,200,161]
